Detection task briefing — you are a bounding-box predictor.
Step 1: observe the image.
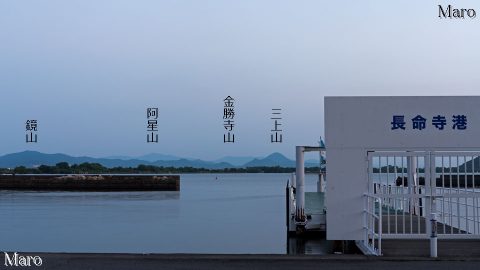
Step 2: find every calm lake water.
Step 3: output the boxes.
[0,173,323,254]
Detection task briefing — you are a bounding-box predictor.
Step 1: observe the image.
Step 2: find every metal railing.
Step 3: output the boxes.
[363,193,382,255]
[363,150,480,257]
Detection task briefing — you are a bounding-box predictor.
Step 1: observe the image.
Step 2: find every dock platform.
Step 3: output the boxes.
[304,192,326,232]
[378,213,480,257]
[305,192,326,215]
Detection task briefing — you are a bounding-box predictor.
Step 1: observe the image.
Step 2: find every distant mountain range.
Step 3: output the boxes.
[244,152,296,167]
[0,151,320,169]
[104,153,184,162]
[212,156,259,166]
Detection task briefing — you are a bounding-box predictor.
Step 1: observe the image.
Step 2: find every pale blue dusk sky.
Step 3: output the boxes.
[1,1,479,160]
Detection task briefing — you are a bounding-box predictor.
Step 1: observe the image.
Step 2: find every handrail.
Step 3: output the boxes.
[362,193,382,255]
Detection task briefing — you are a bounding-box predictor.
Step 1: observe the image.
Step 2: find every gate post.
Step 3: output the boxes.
[430,211,438,258]
[428,152,438,258]
[407,154,418,214]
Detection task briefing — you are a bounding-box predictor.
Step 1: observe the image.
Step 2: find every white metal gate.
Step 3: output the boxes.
[362,151,480,256]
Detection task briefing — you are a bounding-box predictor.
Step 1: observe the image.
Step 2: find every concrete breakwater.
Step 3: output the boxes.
[0,174,180,191]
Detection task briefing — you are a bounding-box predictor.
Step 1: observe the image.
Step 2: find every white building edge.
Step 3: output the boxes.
[288,96,480,257]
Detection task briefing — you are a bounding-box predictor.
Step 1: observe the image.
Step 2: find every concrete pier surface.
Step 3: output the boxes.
[0,174,180,191]
[2,253,480,270]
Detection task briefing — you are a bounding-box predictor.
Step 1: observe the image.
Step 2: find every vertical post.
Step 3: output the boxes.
[296,146,305,222]
[319,173,325,193]
[286,181,290,228]
[425,153,432,236]
[378,197,382,256]
[429,152,438,258]
[363,195,368,248]
[289,174,295,231]
[318,147,325,193]
[407,154,418,214]
[430,212,438,258]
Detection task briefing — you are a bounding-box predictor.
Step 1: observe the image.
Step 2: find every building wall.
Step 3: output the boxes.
[325,96,480,240]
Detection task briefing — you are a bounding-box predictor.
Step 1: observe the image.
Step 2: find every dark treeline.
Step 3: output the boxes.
[373,165,480,174]
[0,162,321,174]
[395,176,480,188]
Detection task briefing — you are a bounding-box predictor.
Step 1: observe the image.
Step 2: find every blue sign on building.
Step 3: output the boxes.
[391,115,467,130]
